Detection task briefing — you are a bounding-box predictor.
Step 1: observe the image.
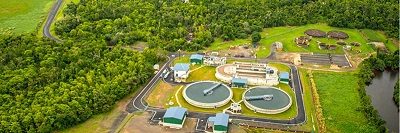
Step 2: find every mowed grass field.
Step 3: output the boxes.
[313,72,378,132]
[0,0,54,33]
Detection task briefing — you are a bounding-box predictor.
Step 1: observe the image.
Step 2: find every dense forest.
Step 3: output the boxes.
[55,0,399,51]
[357,50,399,132]
[0,33,164,132]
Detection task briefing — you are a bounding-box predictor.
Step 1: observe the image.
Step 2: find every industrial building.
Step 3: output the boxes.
[173,63,190,82]
[231,78,248,88]
[162,107,188,129]
[207,113,230,133]
[216,62,280,86]
[279,72,290,84]
[190,54,204,64]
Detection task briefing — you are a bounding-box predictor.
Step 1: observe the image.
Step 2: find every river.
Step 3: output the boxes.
[365,70,399,133]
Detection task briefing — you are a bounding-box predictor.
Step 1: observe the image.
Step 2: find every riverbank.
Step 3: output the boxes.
[366,70,399,132]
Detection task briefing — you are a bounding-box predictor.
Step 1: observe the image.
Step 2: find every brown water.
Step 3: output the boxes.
[365,70,399,133]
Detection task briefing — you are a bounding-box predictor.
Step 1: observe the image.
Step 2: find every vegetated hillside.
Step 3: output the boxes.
[0,33,163,132]
[54,0,398,52]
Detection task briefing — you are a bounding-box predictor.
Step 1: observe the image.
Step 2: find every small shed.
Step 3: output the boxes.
[207,113,229,133]
[190,54,204,64]
[231,78,248,88]
[173,63,190,82]
[279,72,290,84]
[163,107,188,129]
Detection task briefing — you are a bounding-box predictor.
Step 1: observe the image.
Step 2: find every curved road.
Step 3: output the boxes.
[127,55,307,128]
[43,0,63,42]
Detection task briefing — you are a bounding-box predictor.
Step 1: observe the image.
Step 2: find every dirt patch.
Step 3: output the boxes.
[327,31,349,39]
[123,41,148,51]
[276,52,301,64]
[121,112,197,133]
[305,29,326,38]
[146,81,175,108]
[229,124,247,133]
[218,44,256,58]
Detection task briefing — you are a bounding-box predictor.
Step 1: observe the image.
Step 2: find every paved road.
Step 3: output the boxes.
[43,0,63,42]
[126,54,176,113]
[128,54,307,129]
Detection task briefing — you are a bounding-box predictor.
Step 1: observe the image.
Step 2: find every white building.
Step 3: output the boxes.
[204,56,227,66]
[215,62,280,86]
[173,63,190,82]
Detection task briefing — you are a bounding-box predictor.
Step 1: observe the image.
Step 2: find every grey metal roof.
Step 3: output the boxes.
[190,54,204,60]
[208,113,229,127]
[232,78,248,84]
[163,107,187,119]
[279,72,290,79]
[173,63,190,71]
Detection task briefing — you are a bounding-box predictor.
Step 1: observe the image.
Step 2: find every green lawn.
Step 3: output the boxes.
[360,29,398,52]
[187,66,218,82]
[173,56,190,64]
[313,71,378,132]
[297,69,318,132]
[361,29,385,42]
[268,62,291,72]
[0,0,53,33]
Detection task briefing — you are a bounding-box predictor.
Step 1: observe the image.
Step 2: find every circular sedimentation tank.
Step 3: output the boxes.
[183,81,233,108]
[243,87,292,114]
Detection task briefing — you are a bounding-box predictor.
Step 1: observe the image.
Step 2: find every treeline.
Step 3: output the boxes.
[54,0,399,52]
[394,81,399,106]
[356,50,399,132]
[0,33,164,132]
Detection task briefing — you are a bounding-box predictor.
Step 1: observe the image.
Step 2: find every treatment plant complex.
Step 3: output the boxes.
[143,53,300,132]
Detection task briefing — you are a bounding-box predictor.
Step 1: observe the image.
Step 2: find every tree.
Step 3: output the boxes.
[251,32,261,47]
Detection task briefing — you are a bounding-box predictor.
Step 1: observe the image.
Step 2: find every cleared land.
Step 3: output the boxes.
[313,71,378,132]
[207,24,399,58]
[146,80,177,108]
[0,0,53,33]
[256,24,374,57]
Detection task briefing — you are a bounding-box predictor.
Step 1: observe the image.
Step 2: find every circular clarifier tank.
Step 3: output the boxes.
[183,81,233,108]
[243,86,292,114]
